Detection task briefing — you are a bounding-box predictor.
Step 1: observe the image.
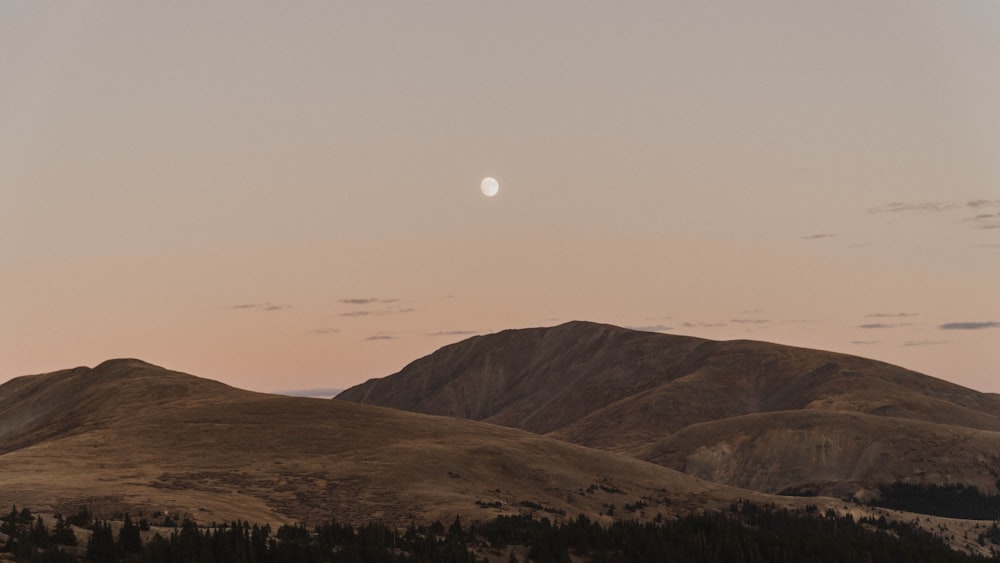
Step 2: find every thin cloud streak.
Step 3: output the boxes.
[903,340,950,347]
[939,321,1000,330]
[967,200,1000,208]
[307,328,340,335]
[682,321,728,328]
[868,201,957,214]
[340,308,414,317]
[964,212,1000,230]
[230,303,291,312]
[802,233,836,240]
[867,200,1000,230]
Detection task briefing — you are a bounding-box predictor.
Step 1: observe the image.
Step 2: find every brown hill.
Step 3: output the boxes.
[338,321,1000,497]
[1,358,791,527]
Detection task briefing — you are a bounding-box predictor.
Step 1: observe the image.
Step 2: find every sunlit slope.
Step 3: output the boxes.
[339,321,1000,496]
[0,360,243,454]
[1,359,772,526]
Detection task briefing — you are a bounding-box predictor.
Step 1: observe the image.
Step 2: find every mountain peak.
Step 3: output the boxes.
[93,358,164,371]
[0,358,243,455]
[339,322,1000,497]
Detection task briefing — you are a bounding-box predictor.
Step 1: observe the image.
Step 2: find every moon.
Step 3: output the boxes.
[480,177,499,197]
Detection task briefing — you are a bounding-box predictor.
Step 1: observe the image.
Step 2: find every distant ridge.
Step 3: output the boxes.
[339,321,1000,497]
[274,387,343,399]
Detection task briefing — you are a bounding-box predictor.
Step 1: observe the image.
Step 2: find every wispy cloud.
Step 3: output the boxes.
[230,302,292,312]
[865,312,918,318]
[868,201,957,214]
[850,340,881,345]
[626,324,673,332]
[939,321,1000,330]
[858,323,911,329]
[427,330,481,337]
[802,233,836,240]
[338,297,399,305]
[731,318,769,325]
[967,199,1000,209]
[869,200,1000,230]
[365,335,397,341]
[339,307,414,317]
[965,212,1000,230]
[777,319,818,325]
[682,321,728,328]
[903,340,950,347]
[307,328,340,335]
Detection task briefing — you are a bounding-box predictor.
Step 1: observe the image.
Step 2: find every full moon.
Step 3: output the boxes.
[480,177,499,197]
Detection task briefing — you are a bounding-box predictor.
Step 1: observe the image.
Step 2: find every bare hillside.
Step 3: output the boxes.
[1,359,786,526]
[0,360,242,454]
[339,321,1000,496]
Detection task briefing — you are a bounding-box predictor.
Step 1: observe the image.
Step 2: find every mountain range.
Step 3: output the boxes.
[0,357,783,527]
[2,321,998,556]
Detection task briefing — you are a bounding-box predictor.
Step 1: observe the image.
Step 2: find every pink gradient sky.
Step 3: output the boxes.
[2,2,998,393]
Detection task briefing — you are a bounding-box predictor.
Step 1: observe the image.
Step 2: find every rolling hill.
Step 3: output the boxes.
[338,321,1000,498]
[1,358,786,527]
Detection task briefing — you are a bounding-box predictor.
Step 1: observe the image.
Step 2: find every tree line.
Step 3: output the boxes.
[869,482,1000,521]
[2,502,998,562]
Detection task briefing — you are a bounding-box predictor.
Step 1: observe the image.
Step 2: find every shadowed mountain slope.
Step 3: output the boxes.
[339,321,1000,496]
[1,358,783,526]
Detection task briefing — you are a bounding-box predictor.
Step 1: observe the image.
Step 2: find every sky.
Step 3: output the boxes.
[2,2,998,394]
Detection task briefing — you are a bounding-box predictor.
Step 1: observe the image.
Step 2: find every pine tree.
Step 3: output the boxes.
[30,515,51,548]
[2,505,17,535]
[119,514,141,554]
[86,522,116,563]
[54,515,78,546]
[447,516,465,545]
